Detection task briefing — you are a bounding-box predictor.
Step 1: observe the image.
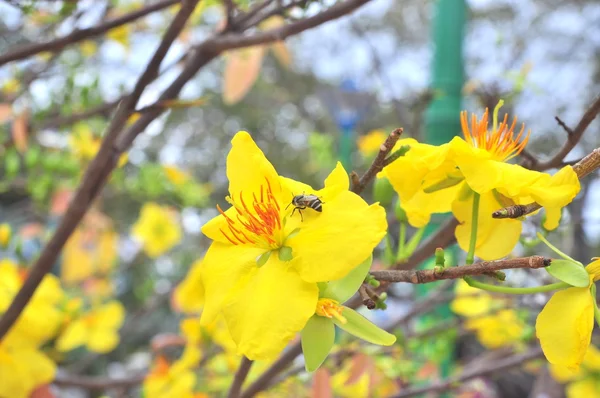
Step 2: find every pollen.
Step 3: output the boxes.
[460,108,530,162]
[316,298,347,324]
[217,178,282,248]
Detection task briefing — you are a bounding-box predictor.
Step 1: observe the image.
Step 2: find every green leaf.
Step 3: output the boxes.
[322,255,372,303]
[334,307,396,346]
[278,246,293,262]
[545,259,589,287]
[301,315,335,372]
[256,251,271,267]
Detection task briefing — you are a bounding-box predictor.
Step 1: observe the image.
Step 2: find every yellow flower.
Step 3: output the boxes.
[383,106,580,260]
[0,343,56,398]
[143,355,198,398]
[465,309,527,349]
[132,202,182,258]
[0,223,11,248]
[1,78,20,95]
[536,259,600,369]
[62,226,118,284]
[0,260,65,347]
[56,300,125,353]
[107,24,130,49]
[200,131,387,360]
[331,361,370,397]
[69,124,128,166]
[174,259,205,314]
[550,345,600,398]
[450,279,495,317]
[80,40,98,57]
[163,165,190,186]
[357,130,388,157]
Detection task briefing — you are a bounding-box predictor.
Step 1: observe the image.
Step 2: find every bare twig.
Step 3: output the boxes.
[352,128,403,194]
[533,95,600,171]
[372,256,550,284]
[0,0,180,66]
[391,347,544,398]
[228,357,254,398]
[493,146,600,220]
[0,0,202,342]
[359,285,376,309]
[554,115,574,136]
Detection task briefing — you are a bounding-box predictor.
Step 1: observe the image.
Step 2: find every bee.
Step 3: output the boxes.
[286,193,323,221]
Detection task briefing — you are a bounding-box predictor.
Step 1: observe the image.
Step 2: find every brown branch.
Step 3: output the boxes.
[53,373,146,390]
[209,0,372,52]
[554,115,574,136]
[0,0,201,342]
[351,127,403,194]
[391,347,544,398]
[493,146,600,220]
[240,343,302,398]
[0,0,180,67]
[228,357,254,398]
[533,95,600,171]
[371,256,550,284]
[359,285,376,309]
[35,98,122,130]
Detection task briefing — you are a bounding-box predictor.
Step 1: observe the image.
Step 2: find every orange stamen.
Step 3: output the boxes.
[460,109,530,161]
[315,298,347,324]
[216,178,282,248]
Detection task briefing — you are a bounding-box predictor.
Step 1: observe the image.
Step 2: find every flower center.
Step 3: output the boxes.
[315,298,347,324]
[460,108,530,162]
[217,178,282,249]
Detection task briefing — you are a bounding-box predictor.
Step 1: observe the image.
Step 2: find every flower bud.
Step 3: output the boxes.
[373,176,395,207]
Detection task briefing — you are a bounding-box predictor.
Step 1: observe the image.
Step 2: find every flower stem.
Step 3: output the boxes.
[397,222,407,260]
[592,284,600,329]
[536,232,582,265]
[464,276,569,294]
[466,192,480,265]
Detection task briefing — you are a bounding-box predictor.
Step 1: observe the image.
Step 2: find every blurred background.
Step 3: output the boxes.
[1,0,599,397]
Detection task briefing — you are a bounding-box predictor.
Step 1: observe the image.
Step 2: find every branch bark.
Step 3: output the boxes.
[0,0,180,66]
[228,357,254,398]
[371,256,550,284]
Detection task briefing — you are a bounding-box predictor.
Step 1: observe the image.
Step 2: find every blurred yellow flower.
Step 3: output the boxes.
[174,259,205,314]
[62,226,118,284]
[550,345,600,398]
[357,130,388,157]
[331,360,370,397]
[1,78,20,95]
[164,165,190,186]
[536,259,600,369]
[450,279,495,317]
[56,300,125,353]
[107,24,130,49]
[143,356,198,398]
[80,40,98,57]
[132,202,182,258]
[0,223,11,248]
[69,124,128,166]
[465,309,526,349]
[200,131,387,360]
[0,343,56,398]
[383,105,580,260]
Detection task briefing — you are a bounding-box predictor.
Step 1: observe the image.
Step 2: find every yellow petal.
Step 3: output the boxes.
[174,258,205,313]
[287,191,387,283]
[88,330,119,353]
[450,279,494,317]
[95,301,125,329]
[536,287,594,369]
[544,206,563,230]
[524,166,580,210]
[221,256,318,360]
[56,320,88,352]
[453,191,522,260]
[199,242,266,325]
[586,259,600,282]
[401,184,460,227]
[566,377,599,398]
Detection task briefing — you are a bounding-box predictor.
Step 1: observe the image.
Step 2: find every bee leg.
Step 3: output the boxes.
[298,209,303,222]
[285,202,292,210]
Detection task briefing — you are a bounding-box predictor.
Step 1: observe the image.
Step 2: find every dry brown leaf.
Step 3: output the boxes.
[222,46,265,105]
[311,368,332,398]
[12,111,28,153]
[0,103,12,124]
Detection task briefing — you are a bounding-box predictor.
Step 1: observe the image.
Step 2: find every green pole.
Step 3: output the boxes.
[416,0,466,383]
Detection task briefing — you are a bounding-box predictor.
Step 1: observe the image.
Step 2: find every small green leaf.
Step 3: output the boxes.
[545,259,589,287]
[256,251,271,267]
[322,255,372,303]
[301,315,335,372]
[278,246,293,261]
[334,307,396,346]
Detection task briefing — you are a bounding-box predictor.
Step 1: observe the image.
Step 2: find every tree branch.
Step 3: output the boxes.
[53,373,146,390]
[371,256,550,284]
[0,0,180,67]
[0,0,201,342]
[228,357,254,398]
[351,127,403,194]
[391,347,544,398]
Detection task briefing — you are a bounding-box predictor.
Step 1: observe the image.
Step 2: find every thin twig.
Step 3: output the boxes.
[53,373,146,390]
[0,0,202,342]
[351,128,403,194]
[554,115,574,136]
[391,347,544,398]
[372,256,550,284]
[0,0,180,66]
[228,357,254,398]
[359,285,376,309]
